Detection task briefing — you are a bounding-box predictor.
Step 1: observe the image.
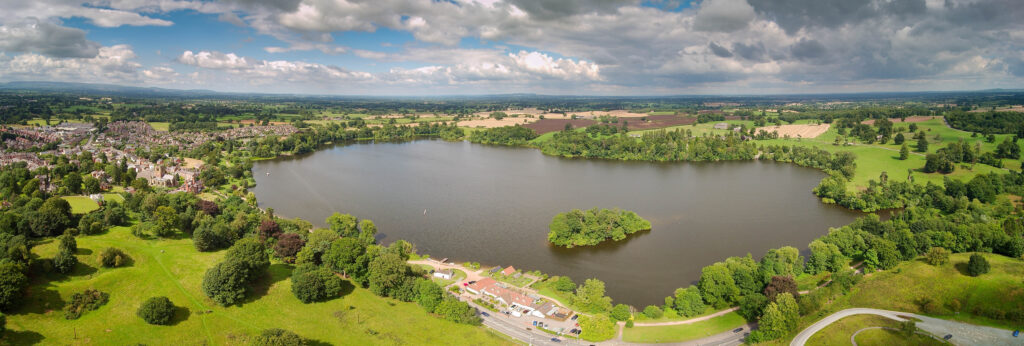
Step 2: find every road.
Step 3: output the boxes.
[790,308,1019,346]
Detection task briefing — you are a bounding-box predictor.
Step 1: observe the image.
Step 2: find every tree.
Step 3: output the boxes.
[967,253,989,276]
[673,285,705,317]
[758,247,804,282]
[322,237,367,281]
[99,247,130,267]
[996,138,1021,159]
[577,314,617,342]
[610,304,631,321]
[137,296,175,325]
[251,328,304,346]
[273,233,305,262]
[30,197,72,237]
[358,219,377,244]
[62,173,82,194]
[699,262,740,308]
[899,143,909,160]
[0,261,28,310]
[916,136,929,153]
[54,233,78,274]
[806,240,846,274]
[82,176,101,194]
[642,305,663,319]
[326,213,358,237]
[258,219,282,240]
[924,247,950,266]
[725,255,762,296]
[415,279,444,313]
[738,293,768,321]
[202,260,250,306]
[764,276,798,302]
[226,238,269,274]
[367,252,408,297]
[152,206,179,237]
[571,279,612,313]
[434,298,481,325]
[290,264,343,303]
[553,276,576,293]
[894,132,905,145]
[750,293,798,341]
[900,320,917,337]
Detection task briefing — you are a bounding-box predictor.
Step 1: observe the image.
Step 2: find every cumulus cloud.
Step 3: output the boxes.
[693,0,757,32]
[0,20,101,58]
[176,50,373,84]
[0,44,142,82]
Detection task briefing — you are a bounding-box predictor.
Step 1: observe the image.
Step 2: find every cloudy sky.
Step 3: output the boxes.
[0,0,1021,95]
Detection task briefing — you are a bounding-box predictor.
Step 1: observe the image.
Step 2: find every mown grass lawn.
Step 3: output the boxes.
[805,314,944,346]
[61,196,99,214]
[621,311,746,343]
[147,122,170,131]
[7,226,514,345]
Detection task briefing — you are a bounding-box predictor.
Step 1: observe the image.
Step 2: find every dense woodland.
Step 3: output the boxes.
[547,208,651,247]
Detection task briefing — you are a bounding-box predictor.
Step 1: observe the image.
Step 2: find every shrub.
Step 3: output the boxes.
[553,276,576,292]
[63,289,109,319]
[642,305,663,319]
[202,260,250,306]
[137,296,175,325]
[610,304,631,321]
[99,247,129,268]
[251,328,304,346]
[924,247,950,266]
[578,314,617,342]
[0,261,28,310]
[434,298,481,325]
[291,264,343,303]
[967,253,989,276]
[53,250,77,274]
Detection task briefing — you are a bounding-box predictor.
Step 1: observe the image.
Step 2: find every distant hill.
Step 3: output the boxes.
[0,81,220,98]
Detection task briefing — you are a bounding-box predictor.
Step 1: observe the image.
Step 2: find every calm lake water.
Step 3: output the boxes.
[251,140,862,306]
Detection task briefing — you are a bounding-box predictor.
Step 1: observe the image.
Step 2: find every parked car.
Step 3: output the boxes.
[571,315,579,321]
[1013,330,1019,337]
[532,321,538,326]
[944,334,953,340]
[550,338,561,343]
[480,312,490,317]
[733,327,744,333]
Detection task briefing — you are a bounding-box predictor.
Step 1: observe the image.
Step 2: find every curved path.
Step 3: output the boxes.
[791,308,1018,346]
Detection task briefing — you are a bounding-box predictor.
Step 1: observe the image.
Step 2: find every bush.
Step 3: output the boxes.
[63,289,109,319]
[434,298,481,325]
[642,305,663,319]
[291,264,343,303]
[610,304,631,321]
[202,260,250,306]
[53,249,77,274]
[0,261,28,310]
[552,276,576,292]
[99,247,129,268]
[578,314,617,342]
[924,247,950,266]
[967,253,990,276]
[137,296,175,325]
[251,328,304,346]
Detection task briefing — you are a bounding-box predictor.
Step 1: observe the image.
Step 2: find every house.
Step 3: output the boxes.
[466,278,497,295]
[501,266,516,276]
[467,278,549,318]
[89,194,104,202]
[713,122,729,130]
[488,267,502,275]
[433,269,454,280]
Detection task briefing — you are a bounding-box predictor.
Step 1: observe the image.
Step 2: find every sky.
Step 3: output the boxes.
[0,0,1021,95]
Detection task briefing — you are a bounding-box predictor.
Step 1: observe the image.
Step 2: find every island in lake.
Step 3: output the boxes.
[548,208,652,247]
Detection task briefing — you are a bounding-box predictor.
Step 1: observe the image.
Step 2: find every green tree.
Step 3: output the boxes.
[577,314,616,342]
[571,279,613,313]
[610,304,631,321]
[202,260,250,306]
[99,247,129,268]
[673,285,706,317]
[967,253,989,276]
[82,176,101,194]
[367,252,408,297]
[415,279,444,313]
[225,238,269,274]
[806,240,846,274]
[137,296,175,325]
[737,292,768,321]
[642,305,663,319]
[326,213,358,237]
[322,237,367,280]
[750,293,798,341]
[290,263,343,303]
[358,219,377,244]
[916,136,929,153]
[30,197,72,237]
[62,173,82,194]
[899,143,909,160]
[725,255,762,296]
[894,132,905,145]
[0,261,27,310]
[152,206,179,237]
[434,298,481,325]
[553,276,576,293]
[699,262,740,308]
[924,247,950,266]
[251,328,304,346]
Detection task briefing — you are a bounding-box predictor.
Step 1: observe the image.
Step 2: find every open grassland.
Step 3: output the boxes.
[146,122,170,132]
[845,253,1024,329]
[621,311,746,343]
[805,314,944,346]
[61,196,100,214]
[7,227,513,345]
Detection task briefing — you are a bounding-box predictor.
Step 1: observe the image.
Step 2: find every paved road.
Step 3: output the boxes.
[790,308,1019,346]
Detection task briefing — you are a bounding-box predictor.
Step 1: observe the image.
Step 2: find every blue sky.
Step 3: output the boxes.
[0,0,1021,95]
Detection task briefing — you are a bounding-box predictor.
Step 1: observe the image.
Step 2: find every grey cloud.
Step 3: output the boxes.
[790,38,825,61]
[708,42,732,58]
[692,0,756,32]
[746,0,877,34]
[0,21,101,58]
[731,42,765,61]
[505,0,637,20]
[222,0,302,12]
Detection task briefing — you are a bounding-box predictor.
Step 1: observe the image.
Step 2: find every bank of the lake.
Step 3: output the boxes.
[250,139,863,307]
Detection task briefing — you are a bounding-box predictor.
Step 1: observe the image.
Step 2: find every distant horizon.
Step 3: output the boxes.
[4,80,1022,99]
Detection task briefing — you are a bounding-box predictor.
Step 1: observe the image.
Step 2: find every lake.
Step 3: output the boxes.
[251,140,862,306]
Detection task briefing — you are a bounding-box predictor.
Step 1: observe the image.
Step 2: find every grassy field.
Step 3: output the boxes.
[147,122,170,131]
[621,311,746,343]
[805,314,943,346]
[844,253,1024,329]
[61,196,99,214]
[6,226,514,345]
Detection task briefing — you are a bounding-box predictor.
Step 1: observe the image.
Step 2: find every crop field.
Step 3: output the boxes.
[756,124,831,138]
[523,119,597,134]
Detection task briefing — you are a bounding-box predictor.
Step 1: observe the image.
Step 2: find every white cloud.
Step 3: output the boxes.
[0,20,101,58]
[0,44,142,82]
[508,51,601,81]
[176,50,373,84]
